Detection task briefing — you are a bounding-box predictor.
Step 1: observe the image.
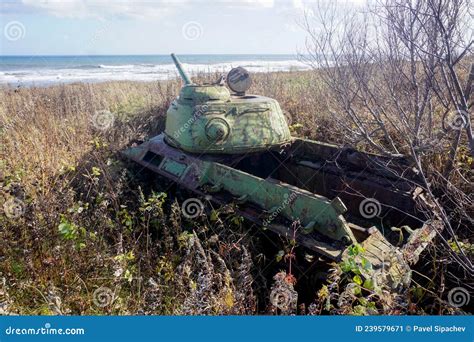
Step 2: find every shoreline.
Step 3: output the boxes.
[0,69,313,88]
[0,55,311,87]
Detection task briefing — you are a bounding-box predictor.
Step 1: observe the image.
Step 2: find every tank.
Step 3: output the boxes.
[164,54,291,153]
[123,54,441,289]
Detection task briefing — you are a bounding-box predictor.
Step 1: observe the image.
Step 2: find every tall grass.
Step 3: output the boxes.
[0,73,325,315]
[0,72,469,315]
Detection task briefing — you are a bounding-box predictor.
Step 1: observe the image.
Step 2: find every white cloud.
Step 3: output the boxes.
[238,0,274,7]
[18,0,276,19]
[284,22,300,32]
[292,0,305,10]
[20,0,181,19]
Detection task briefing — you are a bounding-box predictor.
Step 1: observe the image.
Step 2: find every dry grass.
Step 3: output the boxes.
[0,73,324,315]
[0,72,470,315]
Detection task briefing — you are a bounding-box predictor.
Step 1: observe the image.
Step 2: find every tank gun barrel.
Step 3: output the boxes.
[171,53,192,85]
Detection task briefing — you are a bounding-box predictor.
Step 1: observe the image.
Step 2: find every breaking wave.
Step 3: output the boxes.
[0,59,311,86]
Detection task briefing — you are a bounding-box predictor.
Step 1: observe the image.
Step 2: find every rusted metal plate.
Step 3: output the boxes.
[402,220,443,264]
[274,139,424,226]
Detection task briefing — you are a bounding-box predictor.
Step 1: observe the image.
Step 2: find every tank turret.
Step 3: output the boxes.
[164,54,292,154]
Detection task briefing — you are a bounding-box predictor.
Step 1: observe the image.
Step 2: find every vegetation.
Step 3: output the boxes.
[1,66,471,315]
[301,0,473,314]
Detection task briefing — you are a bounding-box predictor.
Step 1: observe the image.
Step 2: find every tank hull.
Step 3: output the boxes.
[123,134,441,289]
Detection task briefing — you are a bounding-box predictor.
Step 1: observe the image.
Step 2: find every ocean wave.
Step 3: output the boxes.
[98,64,136,69]
[0,59,311,85]
[71,64,102,69]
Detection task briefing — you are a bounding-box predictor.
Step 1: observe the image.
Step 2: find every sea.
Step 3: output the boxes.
[0,54,310,86]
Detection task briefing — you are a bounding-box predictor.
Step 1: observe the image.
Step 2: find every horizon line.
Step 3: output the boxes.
[0,53,301,57]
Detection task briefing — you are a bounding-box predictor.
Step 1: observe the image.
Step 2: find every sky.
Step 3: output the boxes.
[0,0,365,55]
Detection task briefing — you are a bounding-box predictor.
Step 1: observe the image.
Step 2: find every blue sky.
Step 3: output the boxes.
[0,0,363,55]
